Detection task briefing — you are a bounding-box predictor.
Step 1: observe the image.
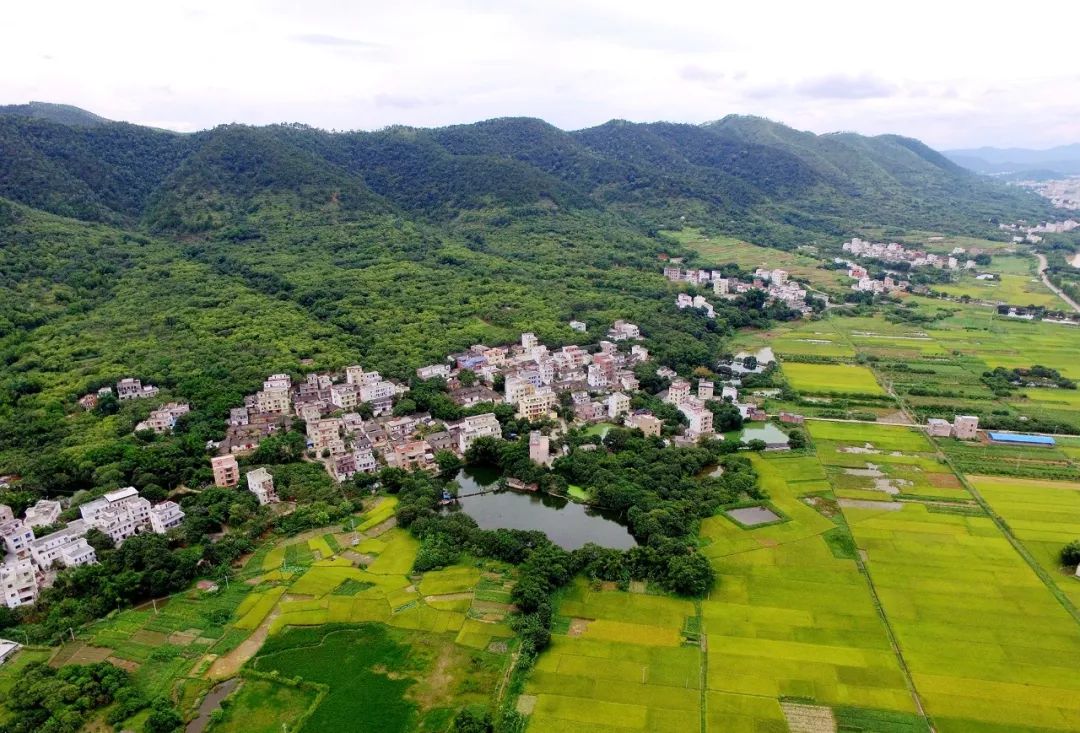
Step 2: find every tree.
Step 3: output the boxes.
[435,449,463,476]
[742,355,758,371]
[144,697,183,733]
[787,430,807,449]
[453,707,494,733]
[458,369,477,387]
[1060,540,1080,567]
[665,552,714,596]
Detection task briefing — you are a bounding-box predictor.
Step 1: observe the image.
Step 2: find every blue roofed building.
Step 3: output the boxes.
[987,432,1056,447]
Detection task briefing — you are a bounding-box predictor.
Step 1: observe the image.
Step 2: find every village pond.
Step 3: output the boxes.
[446,466,637,551]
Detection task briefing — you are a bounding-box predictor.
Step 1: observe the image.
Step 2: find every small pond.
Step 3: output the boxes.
[186,678,240,733]
[726,506,782,526]
[446,466,637,551]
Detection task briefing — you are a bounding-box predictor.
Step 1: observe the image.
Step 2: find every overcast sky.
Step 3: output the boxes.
[3,1,1079,150]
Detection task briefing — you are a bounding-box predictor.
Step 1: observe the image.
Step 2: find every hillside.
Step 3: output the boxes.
[0,106,1055,240]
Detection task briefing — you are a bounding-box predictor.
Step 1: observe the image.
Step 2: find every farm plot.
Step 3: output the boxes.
[207,677,319,733]
[252,623,504,733]
[941,439,1080,482]
[971,474,1080,604]
[523,579,702,733]
[699,452,917,721]
[782,362,886,396]
[845,502,1080,731]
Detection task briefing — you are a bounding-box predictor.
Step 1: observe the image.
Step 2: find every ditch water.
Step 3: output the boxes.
[446,466,637,551]
[185,677,240,733]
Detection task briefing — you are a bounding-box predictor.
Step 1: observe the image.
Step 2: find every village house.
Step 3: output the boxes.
[0,559,38,609]
[953,415,979,440]
[698,380,714,400]
[529,431,552,466]
[679,401,714,438]
[211,455,240,487]
[607,392,630,418]
[722,385,738,402]
[927,418,952,437]
[666,379,692,406]
[778,412,804,425]
[149,501,186,533]
[417,363,451,380]
[569,320,587,332]
[256,383,291,414]
[330,383,359,410]
[0,519,34,559]
[117,377,159,401]
[135,402,190,434]
[23,499,61,529]
[246,468,278,505]
[517,386,558,421]
[229,407,250,426]
[78,393,99,410]
[388,440,435,471]
[458,413,502,453]
[626,412,662,437]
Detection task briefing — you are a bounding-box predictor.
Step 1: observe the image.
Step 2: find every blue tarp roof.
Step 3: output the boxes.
[987,432,1056,446]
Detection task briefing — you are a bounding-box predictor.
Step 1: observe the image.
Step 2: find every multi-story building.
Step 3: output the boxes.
[246,468,278,505]
[211,455,240,487]
[927,418,952,437]
[529,431,551,466]
[569,320,587,332]
[416,364,451,380]
[666,379,691,406]
[607,392,630,419]
[149,501,186,533]
[504,375,534,405]
[389,441,434,471]
[81,490,152,545]
[229,407,250,426]
[587,363,609,389]
[517,387,557,421]
[0,519,34,559]
[459,413,502,453]
[698,380,714,400]
[521,332,539,350]
[359,381,396,403]
[345,365,366,385]
[953,415,979,440]
[135,402,190,434]
[256,385,291,414]
[721,385,738,402]
[330,383,359,410]
[23,499,61,529]
[626,413,662,437]
[0,505,11,522]
[679,401,714,437]
[117,377,158,401]
[0,559,38,608]
[354,449,379,474]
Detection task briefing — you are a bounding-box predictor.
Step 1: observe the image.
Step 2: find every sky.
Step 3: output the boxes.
[3,0,1080,150]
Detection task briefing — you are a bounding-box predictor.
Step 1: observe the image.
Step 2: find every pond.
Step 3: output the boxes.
[186,677,240,733]
[446,466,637,551]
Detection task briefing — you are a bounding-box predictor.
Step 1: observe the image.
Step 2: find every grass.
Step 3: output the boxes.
[207,677,319,733]
[782,362,886,396]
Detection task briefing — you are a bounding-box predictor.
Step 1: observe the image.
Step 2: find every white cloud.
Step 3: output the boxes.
[0,0,1078,147]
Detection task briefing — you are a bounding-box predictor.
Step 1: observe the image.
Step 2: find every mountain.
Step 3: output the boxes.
[944,143,1080,177]
[0,102,1061,490]
[0,101,112,127]
[0,105,1055,242]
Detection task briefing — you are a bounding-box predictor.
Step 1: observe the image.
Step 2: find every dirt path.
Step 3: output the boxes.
[1036,252,1080,313]
[207,609,279,680]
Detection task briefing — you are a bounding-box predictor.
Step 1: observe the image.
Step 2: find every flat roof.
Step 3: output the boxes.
[987,432,1056,446]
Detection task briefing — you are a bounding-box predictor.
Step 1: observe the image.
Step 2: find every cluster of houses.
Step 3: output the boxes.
[210,457,281,504]
[925,415,979,440]
[1000,219,1080,242]
[78,377,161,410]
[665,266,815,314]
[208,324,654,481]
[842,238,976,271]
[0,487,184,608]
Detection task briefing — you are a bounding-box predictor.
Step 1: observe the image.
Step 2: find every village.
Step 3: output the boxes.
[664,264,818,315]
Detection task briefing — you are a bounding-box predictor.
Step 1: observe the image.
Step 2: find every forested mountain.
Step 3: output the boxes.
[0,104,1056,493]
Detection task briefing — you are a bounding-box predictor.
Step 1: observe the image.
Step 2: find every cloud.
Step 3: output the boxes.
[680,65,725,83]
[792,74,898,99]
[374,93,432,110]
[291,33,383,49]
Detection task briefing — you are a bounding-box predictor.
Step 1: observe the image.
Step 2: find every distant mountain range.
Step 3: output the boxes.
[944,144,1080,178]
[0,103,1055,244]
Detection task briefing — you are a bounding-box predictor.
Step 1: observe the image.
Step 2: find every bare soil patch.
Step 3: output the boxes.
[567,618,591,637]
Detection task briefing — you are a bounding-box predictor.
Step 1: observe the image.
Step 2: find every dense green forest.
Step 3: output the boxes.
[0,105,1054,497]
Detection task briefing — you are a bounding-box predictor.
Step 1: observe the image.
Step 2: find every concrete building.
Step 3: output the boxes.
[211,455,240,488]
[607,392,630,419]
[417,364,451,380]
[626,413,662,437]
[517,387,557,421]
[229,407,250,427]
[521,332,538,350]
[927,418,952,437]
[359,381,396,403]
[117,377,158,401]
[679,401,714,438]
[87,497,152,545]
[246,468,278,505]
[459,413,502,453]
[529,431,551,466]
[0,560,38,608]
[569,320,587,332]
[0,505,11,523]
[345,365,366,385]
[256,386,291,414]
[666,379,691,406]
[149,501,185,533]
[721,385,738,402]
[29,520,90,569]
[330,383,359,410]
[698,380,714,400]
[0,519,34,559]
[23,499,61,529]
[953,415,979,440]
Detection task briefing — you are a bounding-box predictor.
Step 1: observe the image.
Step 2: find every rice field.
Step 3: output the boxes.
[782,362,886,395]
[524,579,702,733]
[846,502,1080,731]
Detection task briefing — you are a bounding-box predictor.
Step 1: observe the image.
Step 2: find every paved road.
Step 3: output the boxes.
[1035,252,1080,313]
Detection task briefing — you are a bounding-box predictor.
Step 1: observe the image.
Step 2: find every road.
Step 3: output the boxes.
[1035,253,1080,313]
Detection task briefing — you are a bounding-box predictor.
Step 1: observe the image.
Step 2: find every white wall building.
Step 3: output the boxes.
[149,501,186,533]
[246,468,278,506]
